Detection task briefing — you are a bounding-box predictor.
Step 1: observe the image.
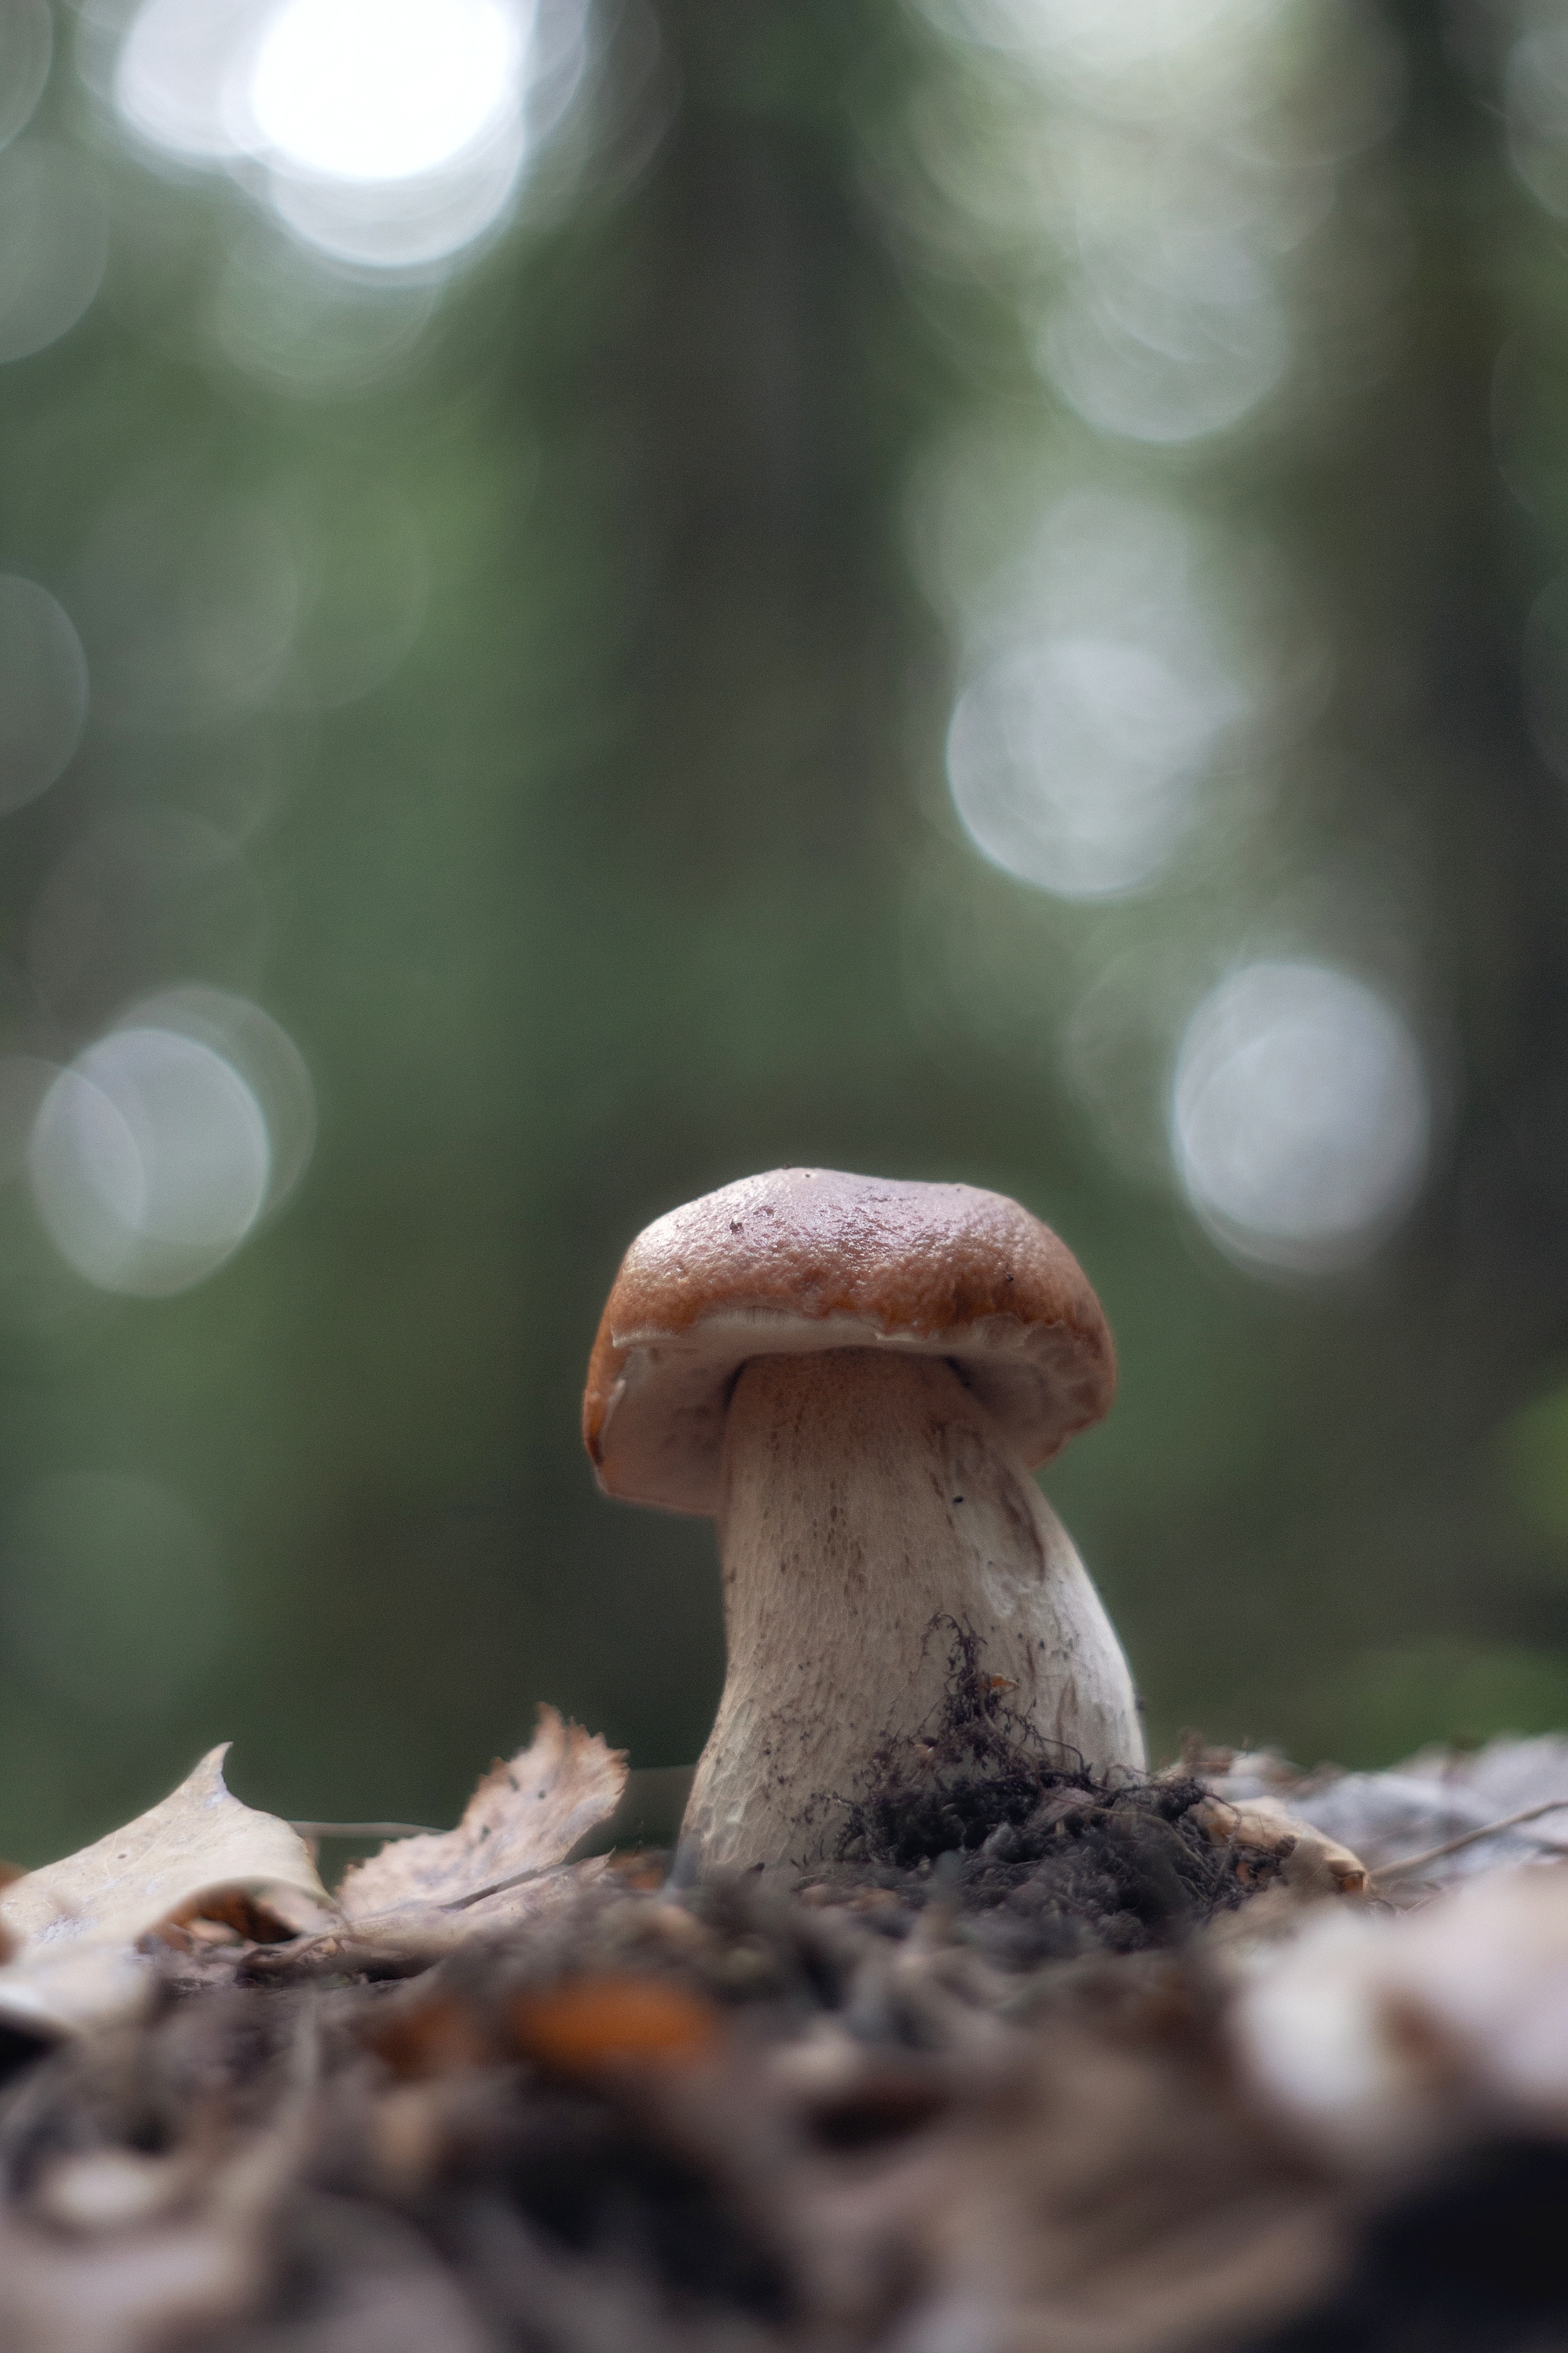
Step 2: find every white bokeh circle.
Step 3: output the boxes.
[114,0,269,161]
[114,0,552,273]
[249,0,524,182]
[210,229,439,396]
[948,633,1236,898]
[0,577,89,813]
[117,987,315,1215]
[29,1029,272,1297]
[1038,236,1289,448]
[0,144,109,365]
[262,120,527,269]
[0,1,52,155]
[1171,960,1431,1273]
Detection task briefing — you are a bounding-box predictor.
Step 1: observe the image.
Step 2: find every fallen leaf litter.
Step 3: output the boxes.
[0,1635,1567,2348]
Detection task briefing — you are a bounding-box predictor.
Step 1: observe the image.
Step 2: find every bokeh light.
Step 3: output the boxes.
[0,0,1560,1858]
[263,125,528,270]
[0,1474,231,1716]
[923,0,1272,87]
[0,143,108,364]
[0,1060,59,1186]
[1508,12,1568,219]
[0,577,88,814]
[1171,961,1431,1272]
[0,0,53,155]
[948,633,1237,898]
[907,0,1413,1296]
[210,227,440,397]
[120,986,316,1214]
[1038,229,1290,447]
[28,1027,273,1297]
[941,490,1249,898]
[112,0,271,163]
[114,0,560,272]
[248,0,524,183]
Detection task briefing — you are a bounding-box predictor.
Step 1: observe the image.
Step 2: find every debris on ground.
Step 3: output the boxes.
[1198,1729,1568,1899]
[0,1710,625,2043]
[0,1636,1565,2350]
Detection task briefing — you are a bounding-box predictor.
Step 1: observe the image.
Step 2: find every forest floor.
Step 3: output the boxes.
[1,1634,1566,2352]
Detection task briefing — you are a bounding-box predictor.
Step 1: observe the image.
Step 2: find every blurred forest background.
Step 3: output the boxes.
[1,0,1567,1860]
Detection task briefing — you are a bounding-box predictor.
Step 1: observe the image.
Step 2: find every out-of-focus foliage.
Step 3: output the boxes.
[1,0,1568,1859]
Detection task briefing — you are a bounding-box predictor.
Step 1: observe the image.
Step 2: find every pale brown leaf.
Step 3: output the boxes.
[1192,1794,1368,1901]
[0,2016,316,2352]
[0,1747,335,2037]
[338,1707,626,1926]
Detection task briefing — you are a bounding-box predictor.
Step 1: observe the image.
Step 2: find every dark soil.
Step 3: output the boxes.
[1256,2139,1568,2353]
[819,1618,1257,1964]
[0,1627,1559,2351]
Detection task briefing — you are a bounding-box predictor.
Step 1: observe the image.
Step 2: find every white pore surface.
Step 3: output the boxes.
[29,1029,272,1297]
[1171,959,1431,1272]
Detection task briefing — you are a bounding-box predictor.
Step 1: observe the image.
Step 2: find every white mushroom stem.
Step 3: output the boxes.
[682,1348,1145,1870]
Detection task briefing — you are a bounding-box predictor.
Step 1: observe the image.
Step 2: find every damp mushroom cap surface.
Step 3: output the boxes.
[583,1166,1117,1517]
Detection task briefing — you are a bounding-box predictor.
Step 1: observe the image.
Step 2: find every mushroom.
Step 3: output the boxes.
[583,1168,1144,1868]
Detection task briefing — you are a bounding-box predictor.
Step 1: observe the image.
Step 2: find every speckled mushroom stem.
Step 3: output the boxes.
[682,1347,1145,1870]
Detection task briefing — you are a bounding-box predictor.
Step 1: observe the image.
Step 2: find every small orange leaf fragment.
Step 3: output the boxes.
[159,1888,301,1947]
[606,1850,667,1892]
[367,1993,495,2078]
[508,1974,722,2075]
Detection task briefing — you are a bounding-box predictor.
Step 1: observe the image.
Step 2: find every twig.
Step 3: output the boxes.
[1370,1798,1568,1882]
[289,1821,439,1840]
[443,1863,558,1911]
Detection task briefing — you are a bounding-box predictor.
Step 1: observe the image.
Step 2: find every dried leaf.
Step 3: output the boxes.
[1193,1794,1368,1901]
[1287,1737,1568,1895]
[0,2016,316,2352]
[0,1747,335,2038]
[337,1706,626,1927]
[1233,1862,1568,2169]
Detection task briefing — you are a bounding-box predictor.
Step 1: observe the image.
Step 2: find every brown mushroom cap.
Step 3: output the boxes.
[583,1168,1116,1515]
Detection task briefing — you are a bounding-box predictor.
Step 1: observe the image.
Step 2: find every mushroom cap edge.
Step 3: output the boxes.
[583,1167,1116,1517]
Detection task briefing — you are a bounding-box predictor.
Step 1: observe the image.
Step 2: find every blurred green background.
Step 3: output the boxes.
[3,0,1568,1859]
